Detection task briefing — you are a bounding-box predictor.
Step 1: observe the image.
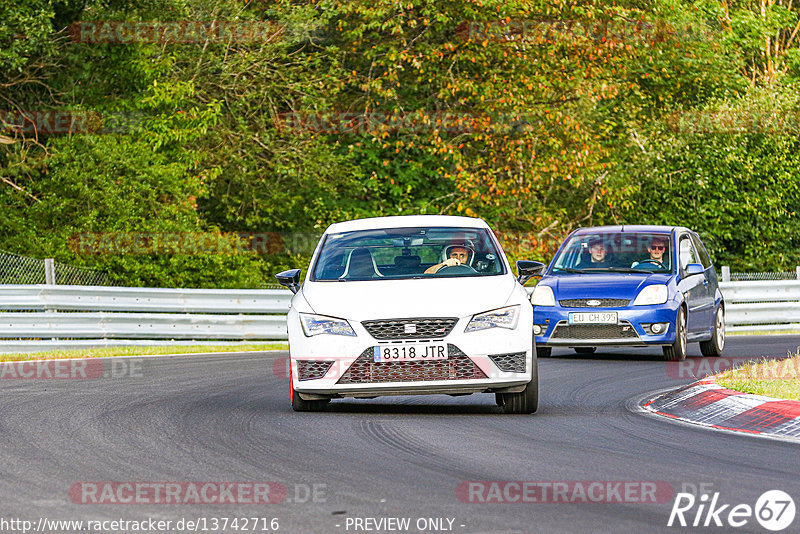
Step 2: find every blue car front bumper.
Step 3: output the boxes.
[533,302,680,347]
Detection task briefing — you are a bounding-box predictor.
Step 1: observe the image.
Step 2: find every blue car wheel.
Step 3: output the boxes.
[700,306,725,357]
[662,307,687,361]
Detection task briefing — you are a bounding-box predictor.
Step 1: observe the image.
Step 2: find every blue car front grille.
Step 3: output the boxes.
[559,298,629,308]
[551,322,639,340]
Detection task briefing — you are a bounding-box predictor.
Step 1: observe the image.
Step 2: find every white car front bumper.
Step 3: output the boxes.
[288,310,533,400]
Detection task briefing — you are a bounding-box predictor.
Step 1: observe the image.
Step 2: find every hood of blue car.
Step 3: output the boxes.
[540,273,672,301]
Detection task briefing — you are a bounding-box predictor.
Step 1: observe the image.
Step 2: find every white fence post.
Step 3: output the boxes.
[721,265,730,282]
[44,259,55,285]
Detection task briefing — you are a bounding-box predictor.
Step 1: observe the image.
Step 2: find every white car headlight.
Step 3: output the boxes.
[530,285,556,307]
[633,284,669,306]
[300,313,356,337]
[465,305,520,332]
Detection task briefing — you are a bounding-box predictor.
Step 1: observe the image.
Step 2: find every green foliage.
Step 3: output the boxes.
[617,86,800,270]
[0,0,57,72]
[1,0,800,285]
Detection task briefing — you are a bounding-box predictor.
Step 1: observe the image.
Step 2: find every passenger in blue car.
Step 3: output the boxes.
[631,236,668,270]
[576,237,614,269]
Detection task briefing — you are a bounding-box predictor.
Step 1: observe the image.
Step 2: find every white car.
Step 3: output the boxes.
[276,215,544,414]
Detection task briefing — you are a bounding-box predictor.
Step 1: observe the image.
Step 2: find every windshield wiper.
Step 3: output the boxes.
[597,267,656,274]
[553,268,585,273]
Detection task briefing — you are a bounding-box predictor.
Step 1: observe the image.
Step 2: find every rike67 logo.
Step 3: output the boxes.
[668,490,796,531]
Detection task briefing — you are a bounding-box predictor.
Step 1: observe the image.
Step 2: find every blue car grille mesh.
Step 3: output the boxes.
[337,344,487,384]
[559,299,629,308]
[551,323,639,340]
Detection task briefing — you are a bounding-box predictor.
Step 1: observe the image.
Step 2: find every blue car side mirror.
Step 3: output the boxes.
[685,263,704,275]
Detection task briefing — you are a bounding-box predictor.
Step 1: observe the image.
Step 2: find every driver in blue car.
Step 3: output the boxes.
[632,236,668,270]
[425,243,474,274]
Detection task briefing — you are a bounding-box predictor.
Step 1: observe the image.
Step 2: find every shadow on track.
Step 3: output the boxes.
[324,400,503,415]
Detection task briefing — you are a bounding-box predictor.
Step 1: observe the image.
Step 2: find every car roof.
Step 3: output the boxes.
[325,215,490,233]
[572,225,687,235]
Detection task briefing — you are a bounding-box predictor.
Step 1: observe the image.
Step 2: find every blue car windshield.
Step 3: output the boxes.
[551,232,672,273]
[311,227,506,281]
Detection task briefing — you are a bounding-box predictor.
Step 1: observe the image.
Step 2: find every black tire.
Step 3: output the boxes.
[501,357,539,414]
[536,346,552,358]
[290,367,329,412]
[663,306,687,361]
[574,347,596,354]
[291,393,329,412]
[700,306,725,357]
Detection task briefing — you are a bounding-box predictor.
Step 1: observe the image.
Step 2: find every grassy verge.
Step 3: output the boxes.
[0,343,288,362]
[716,352,800,401]
[728,329,800,336]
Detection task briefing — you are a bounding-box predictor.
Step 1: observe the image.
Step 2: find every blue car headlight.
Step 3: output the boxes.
[465,305,520,332]
[633,284,669,306]
[300,313,356,337]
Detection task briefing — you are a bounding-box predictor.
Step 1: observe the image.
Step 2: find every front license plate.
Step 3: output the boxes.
[373,343,448,362]
[569,312,618,324]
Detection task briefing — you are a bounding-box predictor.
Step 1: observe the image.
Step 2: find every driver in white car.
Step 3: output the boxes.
[424,243,474,274]
[631,236,668,269]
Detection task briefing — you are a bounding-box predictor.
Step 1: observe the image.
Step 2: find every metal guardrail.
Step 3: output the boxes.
[0,285,291,313]
[0,285,292,353]
[0,279,798,353]
[0,312,286,339]
[720,280,800,333]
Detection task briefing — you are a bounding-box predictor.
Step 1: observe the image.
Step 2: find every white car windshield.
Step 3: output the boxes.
[551,232,673,273]
[311,227,506,281]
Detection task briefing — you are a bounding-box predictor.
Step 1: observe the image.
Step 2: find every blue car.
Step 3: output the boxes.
[531,226,724,361]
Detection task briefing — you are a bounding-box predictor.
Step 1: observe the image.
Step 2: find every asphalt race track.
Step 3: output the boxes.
[1,335,799,534]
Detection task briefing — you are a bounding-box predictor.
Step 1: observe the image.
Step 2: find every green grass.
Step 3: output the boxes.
[716,352,800,401]
[0,343,288,362]
[728,329,800,336]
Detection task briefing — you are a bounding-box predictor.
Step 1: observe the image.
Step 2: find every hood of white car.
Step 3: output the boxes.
[301,275,519,320]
